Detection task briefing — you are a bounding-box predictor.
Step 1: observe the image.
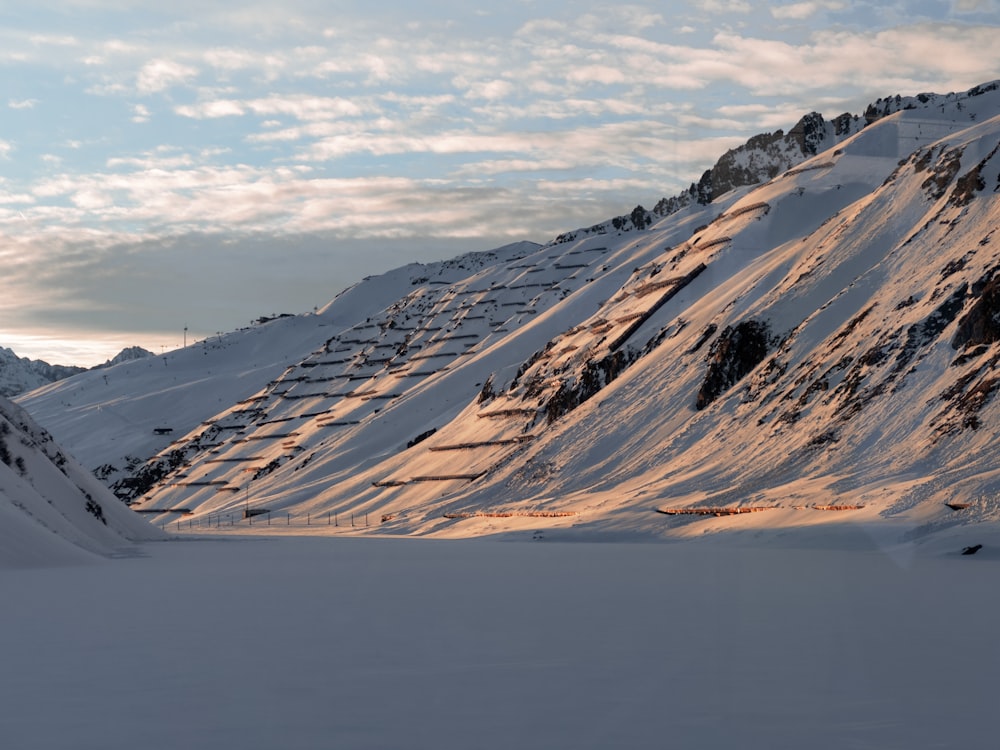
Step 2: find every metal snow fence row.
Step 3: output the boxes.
[174,510,374,530]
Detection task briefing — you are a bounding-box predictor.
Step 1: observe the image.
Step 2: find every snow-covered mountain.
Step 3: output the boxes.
[0,345,155,398]
[0,347,86,397]
[96,345,154,369]
[0,395,162,567]
[18,80,1000,541]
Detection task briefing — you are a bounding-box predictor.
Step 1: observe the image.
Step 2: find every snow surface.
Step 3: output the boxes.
[2,531,997,750]
[0,396,162,568]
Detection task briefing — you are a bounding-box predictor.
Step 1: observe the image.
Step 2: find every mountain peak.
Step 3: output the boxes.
[95,346,154,370]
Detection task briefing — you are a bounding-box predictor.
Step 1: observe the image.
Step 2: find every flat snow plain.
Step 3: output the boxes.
[2,527,997,750]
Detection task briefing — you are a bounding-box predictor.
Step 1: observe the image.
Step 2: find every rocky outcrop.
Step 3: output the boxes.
[696,320,775,410]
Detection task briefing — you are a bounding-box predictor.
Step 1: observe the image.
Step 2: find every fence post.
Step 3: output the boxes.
[287,513,290,525]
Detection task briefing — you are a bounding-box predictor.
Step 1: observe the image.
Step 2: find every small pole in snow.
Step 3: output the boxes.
[307,514,310,526]
[287,513,290,525]
[351,513,355,527]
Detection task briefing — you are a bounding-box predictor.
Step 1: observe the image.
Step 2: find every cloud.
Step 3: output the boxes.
[176,94,366,121]
[136,58,199,94]
[2,0,998,364]
[691,0,752,12]
[770,1,845,20]
[951,0,996,11]
[463,79,515,101]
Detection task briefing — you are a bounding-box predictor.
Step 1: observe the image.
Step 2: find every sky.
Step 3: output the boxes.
[1,0,998,366]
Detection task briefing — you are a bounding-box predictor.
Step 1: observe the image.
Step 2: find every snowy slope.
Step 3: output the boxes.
[0,396,162,567]
[19,81,1000,542]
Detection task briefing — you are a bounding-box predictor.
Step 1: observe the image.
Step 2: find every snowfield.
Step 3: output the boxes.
[2,529,997,750]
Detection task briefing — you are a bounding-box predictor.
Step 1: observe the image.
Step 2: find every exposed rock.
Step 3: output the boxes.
[696,320,774,410]
[953,274,1000,349]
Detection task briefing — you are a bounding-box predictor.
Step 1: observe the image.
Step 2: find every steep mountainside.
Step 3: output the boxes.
[0,396,162,567]
[19,81,1000,540]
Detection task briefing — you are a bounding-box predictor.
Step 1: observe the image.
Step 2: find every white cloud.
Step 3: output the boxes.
[27,33,80,47]
[464,79,515,101]
[136,58,199,94]
[771,1,845,20]
[0,140,13,159]
[131,103,151,123]
[692,0,752,12]
[9,98,39,110]
[176,94,366,121]
[203,47,260,72]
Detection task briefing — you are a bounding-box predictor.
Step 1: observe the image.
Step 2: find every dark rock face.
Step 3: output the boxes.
[789,111,829,156]
[696,320,774,410]
[953,275,1000,349]
[544,349,633,424]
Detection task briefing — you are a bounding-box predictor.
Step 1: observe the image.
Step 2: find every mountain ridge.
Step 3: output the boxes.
[0,345,155,398]
[17,80,1000,540]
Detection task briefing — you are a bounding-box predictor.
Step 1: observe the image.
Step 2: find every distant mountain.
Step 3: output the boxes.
[18,80,1000,542]
[0,347,85,398]
[0,395,162,567]
[95,346,154,369]
[0,345,155,398]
